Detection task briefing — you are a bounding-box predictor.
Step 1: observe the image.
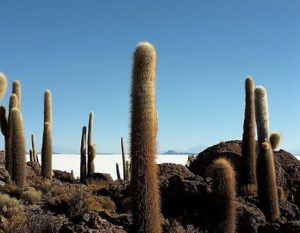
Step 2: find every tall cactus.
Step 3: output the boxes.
[211,158,236,233]
[241,77,257,187]
[0,94,18,174]
[0,73,8,100]
[10,108,26,189]
[116,163,121,180]
[31,134,37,162]
[255,86,280,221]
[42,90,53,179]
[87,112,95,175]
[130,42,161,233]
[44,90,52,126]
[121,137,127,180]
[41,122,52,179]
[80,126,87,183]
[12,80,21,109]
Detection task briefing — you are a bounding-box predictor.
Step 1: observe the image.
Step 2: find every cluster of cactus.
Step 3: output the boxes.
[255,86,280,221]
[0,77,26,189]
[30,134,39,163]
[241,75,281,221]
[79,112,96,182]
[130,42,162,233]
[41,90,53,180]
[116,137,130,180]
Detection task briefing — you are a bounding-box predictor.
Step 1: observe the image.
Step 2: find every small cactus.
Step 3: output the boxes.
[10,108,26,189]
[87,112,95,175]
[211,158,236,233]
[130,42,161,233]
[270,131,281,150]
[242,76,257,187]
[31,134,37,162]
[29,149,33,162]
[41,122,52,179]
[116,163,121,180]
[121,137,127,180]
[12,80,21,109]
[80,126,87,183]
[255,86,280,221]
[0,73,8,100]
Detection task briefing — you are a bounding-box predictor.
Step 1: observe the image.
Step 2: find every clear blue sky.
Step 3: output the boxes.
[0,0,299,153]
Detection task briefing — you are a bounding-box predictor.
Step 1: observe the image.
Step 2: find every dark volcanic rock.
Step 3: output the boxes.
[60,212,127,233]
[188,140,300,201]
[54,170,75,183]
[236,198,266,233]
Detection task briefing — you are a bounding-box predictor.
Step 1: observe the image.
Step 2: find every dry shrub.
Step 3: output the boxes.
[29,175,52,193]
[26,213,66,233]
[86,180,111,194]
[20,187,42,204]
[0,194,27,233]
[87,195,116,214]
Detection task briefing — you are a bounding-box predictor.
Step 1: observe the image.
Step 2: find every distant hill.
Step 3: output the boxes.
[163,150,192,155]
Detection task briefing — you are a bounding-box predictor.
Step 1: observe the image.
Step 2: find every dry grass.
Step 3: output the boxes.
[0,193,27,233]
[20,187,42,205]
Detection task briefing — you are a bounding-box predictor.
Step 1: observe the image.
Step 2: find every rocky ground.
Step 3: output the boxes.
[0,140,299,233]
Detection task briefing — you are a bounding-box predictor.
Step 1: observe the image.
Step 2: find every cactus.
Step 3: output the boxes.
[41,122,52,179]
[270,131,281,150]
[0,94,19,174]
[44,90,52,126]
[31,134,37,162]
[29,149,33,162]
[242,76,257,188]
[121,137,127,180]
[10,108,26,189]
[255,86,280,221]
[116,163,121,180]
[80,126,87,183]
[87,112,95,175]
[130,42,161,233]
[12,80,21,109]
[211,158,236,233]
[0,73,8,100]
[126,160,130,181]
[88,144,96,174]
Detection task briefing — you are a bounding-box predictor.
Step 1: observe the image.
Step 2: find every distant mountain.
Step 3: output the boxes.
[163,150,192,155]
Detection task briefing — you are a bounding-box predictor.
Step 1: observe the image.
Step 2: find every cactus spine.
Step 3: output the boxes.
[255,86,280,221]
[242,77,257,187]
[42,90,52,179]
[80,126,87,183]
[12,80,21,109]
[41,122,52,179]
[87,112,95,175]
[10,108,26,189]
[116,163,121,180]
[130,42,161,233]
[121,137,127,180]
[0,73,8,100]
[211,158,236,233]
